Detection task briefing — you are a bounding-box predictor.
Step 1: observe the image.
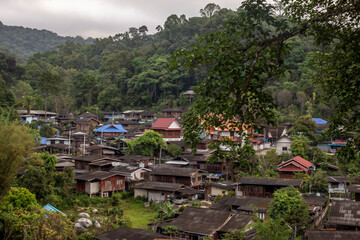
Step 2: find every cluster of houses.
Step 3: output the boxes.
[18,109,359,239]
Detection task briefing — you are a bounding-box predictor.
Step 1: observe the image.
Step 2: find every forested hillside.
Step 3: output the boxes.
[0,21,93,61]
[0,4,336,122]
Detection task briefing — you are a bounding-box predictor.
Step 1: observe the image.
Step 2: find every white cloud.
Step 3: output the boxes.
[0,0,242,38]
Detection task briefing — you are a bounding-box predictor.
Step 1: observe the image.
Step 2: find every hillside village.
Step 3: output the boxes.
[10,107,360,240]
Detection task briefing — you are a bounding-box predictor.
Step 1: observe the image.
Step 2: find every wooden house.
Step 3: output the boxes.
[140,111,157,122]
[122,110,145,120]
[160,108,185,118]
[133,182,199,203]
[204,182,236,201]
[150,166,205,188]
[277,156,314,178]
[151,117,182,140]
[17,110,57,119]
[73,155,120,173]
[236,176,303,198]
[117,155,154,167]
[75,171,125,197]
[210,196,271,220]
[328,176,352,200]
[87,144,121,156]
[110,165,150,189]
[348,184,360,201]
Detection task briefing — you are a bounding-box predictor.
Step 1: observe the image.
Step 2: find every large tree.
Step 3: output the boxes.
[173,0,360,158]
[0,115,36,197]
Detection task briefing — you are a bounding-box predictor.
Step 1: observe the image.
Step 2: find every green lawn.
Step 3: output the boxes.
[122,199,157,229]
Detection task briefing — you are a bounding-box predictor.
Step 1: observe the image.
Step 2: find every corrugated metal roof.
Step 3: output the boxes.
[306,230,360,240]
[327,201,360,227]
[237,177,303,187]
[42,203,66,216]
[93,124,127,133]
[312,118,328,124]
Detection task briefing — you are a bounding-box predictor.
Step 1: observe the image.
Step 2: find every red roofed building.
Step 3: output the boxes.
[151,118,182,140]
[277,156,314,179]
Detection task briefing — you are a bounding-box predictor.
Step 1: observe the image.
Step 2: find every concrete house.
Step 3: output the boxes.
[328,176,352,200]
[75,171,126,197]
[275,136,292,155]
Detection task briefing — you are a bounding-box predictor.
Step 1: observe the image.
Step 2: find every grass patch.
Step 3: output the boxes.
[122,198,157,229]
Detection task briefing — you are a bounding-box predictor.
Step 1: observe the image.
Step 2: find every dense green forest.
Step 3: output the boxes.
[0,4,336,122]
[0,21,93,62]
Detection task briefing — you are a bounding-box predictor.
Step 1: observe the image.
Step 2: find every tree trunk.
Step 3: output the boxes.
[44,93,48,119]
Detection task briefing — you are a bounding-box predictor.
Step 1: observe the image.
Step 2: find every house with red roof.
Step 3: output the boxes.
[151,117,182,141]
[277,156,314,179]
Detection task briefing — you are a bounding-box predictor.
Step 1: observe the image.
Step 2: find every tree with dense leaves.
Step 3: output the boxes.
[268,186,309,234]
[289,115,317,145]
[132,130,167,157]
[200,3,221,18]
[38,70,63,117]
[0,187,38,211]
[0,115,36,197]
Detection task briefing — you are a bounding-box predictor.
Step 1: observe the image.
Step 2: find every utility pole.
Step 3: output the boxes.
[68,128,71,155]
[83,133,86,155]
[159,144,162,165]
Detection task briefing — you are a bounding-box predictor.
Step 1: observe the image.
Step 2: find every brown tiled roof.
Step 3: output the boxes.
[306,230,360,240]
[133,181,184,192]
[327,201,360,227]
[94,227,169,240]
[159,207,231,235]
[218,213,252,233]
[75,171,124,181]
[151,166,204,177]
[237,177,303,187]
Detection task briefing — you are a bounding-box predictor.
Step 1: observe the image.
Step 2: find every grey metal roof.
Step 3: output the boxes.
[133,181,184,192]
[327,201,360,227]
[159,207,231,235]
[237,177,303,187]
[75,171,124,181]
[302,194,328,207]
[211,196,271,212]
[94,228,169,240]
[306,230,360,240]
[151,166,203,177]
[327,176,352,183]
[218,213,252,233]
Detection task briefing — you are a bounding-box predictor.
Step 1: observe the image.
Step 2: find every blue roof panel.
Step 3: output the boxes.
[93,124,127,133]
[312,118,327,124]
[42,203,66,216]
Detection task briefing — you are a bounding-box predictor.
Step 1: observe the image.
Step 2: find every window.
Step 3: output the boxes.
[105,179,111,187]
[282,147,288,151]
[198,176,202,181]
[116,178,123,186]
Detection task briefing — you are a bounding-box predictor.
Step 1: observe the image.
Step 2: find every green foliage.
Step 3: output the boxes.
[19,165,52,201]
[303,169,328,194]
[0,206,76,240]
[155,201,175,221]
[268,186,309,232]
[1,187,38,211]
[252,217,297,240]
[132,130,167,157]
[289,115,317,145]
[221,230,245,240]
[0,116,36,197]
[167,143,183,157]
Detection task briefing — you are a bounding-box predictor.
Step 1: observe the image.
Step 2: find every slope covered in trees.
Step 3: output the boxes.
[0,3,339,124]
[0,21,93,61]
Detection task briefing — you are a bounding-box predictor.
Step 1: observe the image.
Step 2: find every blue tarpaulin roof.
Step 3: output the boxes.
[93,124,127,133]
[42,203,66,216]
[40,137,47,145]
[312,118,327,124]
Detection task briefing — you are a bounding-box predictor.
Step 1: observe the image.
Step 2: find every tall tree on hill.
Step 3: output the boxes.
[200,3,221,18]
[38,70,63,117]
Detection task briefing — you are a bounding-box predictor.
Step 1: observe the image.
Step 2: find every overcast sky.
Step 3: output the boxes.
[0,0,242,38]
